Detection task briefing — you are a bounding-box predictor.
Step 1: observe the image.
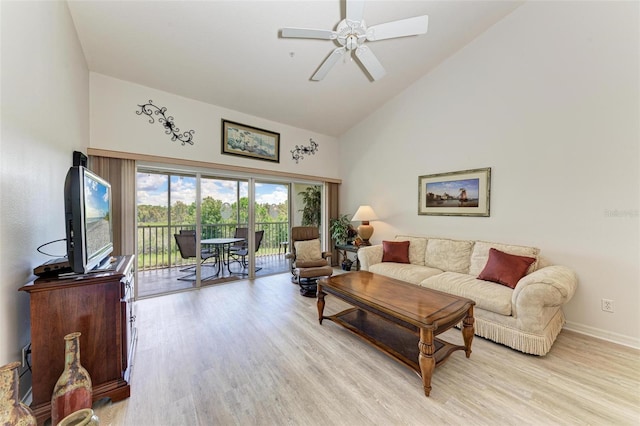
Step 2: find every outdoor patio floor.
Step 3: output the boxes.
[136,254,292,298]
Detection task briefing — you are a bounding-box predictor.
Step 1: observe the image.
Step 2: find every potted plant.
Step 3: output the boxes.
[330,214,352,245]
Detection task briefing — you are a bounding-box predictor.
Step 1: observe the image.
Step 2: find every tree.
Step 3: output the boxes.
[171,201,190,224]
[201,197,223,224]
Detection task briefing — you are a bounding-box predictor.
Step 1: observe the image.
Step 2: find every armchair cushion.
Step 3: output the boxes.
[296,259,329,268]
[294,238,322,262]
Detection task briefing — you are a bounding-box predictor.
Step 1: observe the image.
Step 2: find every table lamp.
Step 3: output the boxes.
[351,205,378,246]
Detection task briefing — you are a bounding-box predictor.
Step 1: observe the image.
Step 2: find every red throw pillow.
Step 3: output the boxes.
[381,240,410,263]
[477,248,536,289]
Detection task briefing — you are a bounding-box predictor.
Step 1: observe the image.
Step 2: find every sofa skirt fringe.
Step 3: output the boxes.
[467,310,566,356]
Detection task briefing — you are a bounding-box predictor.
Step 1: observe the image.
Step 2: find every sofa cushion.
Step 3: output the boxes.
[382,240,410,263]
[395,235,427,266]
[478,248,536,289]
[421,272,513,316]
[369,263,442,286]
[469,241,540,277]
[425,238,474,273]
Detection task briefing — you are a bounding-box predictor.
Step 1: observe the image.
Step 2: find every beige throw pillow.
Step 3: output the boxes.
[294,239,322,262]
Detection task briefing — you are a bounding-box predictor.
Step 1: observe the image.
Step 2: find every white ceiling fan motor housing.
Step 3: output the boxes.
[336,19,366,51]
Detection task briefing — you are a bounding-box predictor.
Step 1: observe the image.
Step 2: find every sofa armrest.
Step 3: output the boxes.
[358,245,384,270]
[322,252,332,260]
[512,265,578,317]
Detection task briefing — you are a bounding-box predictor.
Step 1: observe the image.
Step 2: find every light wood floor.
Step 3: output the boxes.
[93,273,640,425]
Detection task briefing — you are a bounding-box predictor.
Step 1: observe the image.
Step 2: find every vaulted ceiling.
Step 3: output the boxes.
[67,0,523,137]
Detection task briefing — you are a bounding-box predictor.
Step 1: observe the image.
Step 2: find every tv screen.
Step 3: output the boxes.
[65,166,114,273]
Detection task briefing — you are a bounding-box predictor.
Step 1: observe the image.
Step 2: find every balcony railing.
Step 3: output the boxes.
[137,222,289,270]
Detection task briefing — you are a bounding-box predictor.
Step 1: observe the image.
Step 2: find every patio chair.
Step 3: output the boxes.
[286,226,333,297]
[174,233,219,280]
[228,227,249,255]
[228,230,264,275]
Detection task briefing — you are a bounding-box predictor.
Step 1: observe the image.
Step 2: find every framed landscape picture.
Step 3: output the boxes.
[221,119,280,163]
[418,168,491,216]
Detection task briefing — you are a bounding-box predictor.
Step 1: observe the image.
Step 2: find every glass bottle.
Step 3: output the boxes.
[0,361,37,426]
[51,332,93,426]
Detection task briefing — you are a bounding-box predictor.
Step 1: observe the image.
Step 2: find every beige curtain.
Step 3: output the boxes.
[88,156,136,257]
[327,182,340,266]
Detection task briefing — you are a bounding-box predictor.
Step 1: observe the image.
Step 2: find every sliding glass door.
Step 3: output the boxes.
[136,169,300,297]
[137,171,200,296]
[254,181,290,276]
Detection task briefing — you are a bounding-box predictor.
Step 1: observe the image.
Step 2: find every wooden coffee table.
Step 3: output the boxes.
[317,271,475,397]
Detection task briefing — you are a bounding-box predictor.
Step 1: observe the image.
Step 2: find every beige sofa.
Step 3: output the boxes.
[358,236,578,356]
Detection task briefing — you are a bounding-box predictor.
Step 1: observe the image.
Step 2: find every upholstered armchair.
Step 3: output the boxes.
[286,226,333,297]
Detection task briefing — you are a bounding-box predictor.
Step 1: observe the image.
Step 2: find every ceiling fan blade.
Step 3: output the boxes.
[312,48,346,81]
[281,27,336,40]
[346,0,365,24]
[366,15,428,41]
[355,46,386,80]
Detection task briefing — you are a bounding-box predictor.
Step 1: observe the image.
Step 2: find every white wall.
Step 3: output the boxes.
[90,74,340,179]
[338,1,639,347]
[0,0,89,368]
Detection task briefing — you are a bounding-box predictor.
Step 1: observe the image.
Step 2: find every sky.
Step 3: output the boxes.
[136,173,289,206]
[84,174,110,219]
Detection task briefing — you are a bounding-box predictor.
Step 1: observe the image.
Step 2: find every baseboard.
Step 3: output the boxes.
[564,321,640,350]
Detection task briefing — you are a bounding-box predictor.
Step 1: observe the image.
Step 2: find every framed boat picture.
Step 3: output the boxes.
[418,168,491,216]
[221,119,280,163]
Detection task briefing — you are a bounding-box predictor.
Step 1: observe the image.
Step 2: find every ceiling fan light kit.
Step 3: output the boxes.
[280,0,428,81]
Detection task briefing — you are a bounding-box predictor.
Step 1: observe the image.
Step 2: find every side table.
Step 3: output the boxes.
[335,244,360,271]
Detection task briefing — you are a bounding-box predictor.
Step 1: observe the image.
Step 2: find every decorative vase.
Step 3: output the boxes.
[57,408,99,426]
[51,332,93,426]
[0,361,37,426]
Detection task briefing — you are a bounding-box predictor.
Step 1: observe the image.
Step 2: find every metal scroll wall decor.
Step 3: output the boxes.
[136,100,195,145]
[291,138,319,163]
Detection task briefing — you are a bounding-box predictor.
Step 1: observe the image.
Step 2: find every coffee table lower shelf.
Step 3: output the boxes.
[324,307,465,377]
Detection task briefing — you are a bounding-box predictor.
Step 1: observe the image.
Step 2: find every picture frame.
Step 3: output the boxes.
[418,167,491,216]
[221,119,280,163]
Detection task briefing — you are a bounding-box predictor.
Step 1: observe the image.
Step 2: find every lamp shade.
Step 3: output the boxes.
[351,205,378,223]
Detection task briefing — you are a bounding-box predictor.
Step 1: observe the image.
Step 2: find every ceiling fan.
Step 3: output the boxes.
[280,0,428,81]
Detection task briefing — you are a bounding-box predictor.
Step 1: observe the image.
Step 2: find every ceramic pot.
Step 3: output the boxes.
[57,408,99,426]
[0,361,37,426]
[51,332,93,426]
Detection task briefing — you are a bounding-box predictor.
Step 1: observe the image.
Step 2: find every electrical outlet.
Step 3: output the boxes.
[601,299,614,313]
[21,344,29,368]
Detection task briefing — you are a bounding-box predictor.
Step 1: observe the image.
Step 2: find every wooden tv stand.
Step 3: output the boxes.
[20,255,137,425]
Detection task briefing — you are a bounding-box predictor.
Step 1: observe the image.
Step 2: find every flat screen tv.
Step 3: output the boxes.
[64,166,114,273]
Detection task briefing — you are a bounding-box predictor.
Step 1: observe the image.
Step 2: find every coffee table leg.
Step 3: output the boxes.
[462,306,475,358]
[418,328,435,397]
[317,284,325,325]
